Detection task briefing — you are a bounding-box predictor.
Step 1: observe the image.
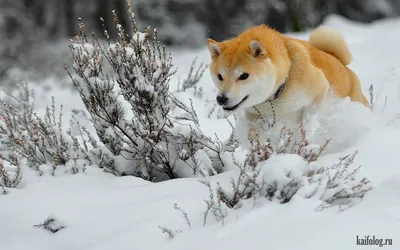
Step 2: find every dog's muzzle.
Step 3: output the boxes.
[222,95,249,111]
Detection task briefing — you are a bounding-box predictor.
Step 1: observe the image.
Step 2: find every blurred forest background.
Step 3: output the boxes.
[0,0,399,81]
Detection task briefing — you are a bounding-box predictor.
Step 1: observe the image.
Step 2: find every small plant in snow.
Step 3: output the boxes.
[66,9,225,181]
[33,216,66,234]
[157,203,192,238]
[201,179,231,225]
[202,124,372,224]
[246,123,331,168]
[158,226,182,239]
[176,57,207,99]
[273,123,331,163]
[313,150,372,211]
[173,203,192,229]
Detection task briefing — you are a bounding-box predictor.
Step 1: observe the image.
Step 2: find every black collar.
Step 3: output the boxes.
[266,80,287,103]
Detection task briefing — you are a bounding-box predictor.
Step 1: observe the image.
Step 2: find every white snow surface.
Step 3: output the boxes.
[2,15,400,250]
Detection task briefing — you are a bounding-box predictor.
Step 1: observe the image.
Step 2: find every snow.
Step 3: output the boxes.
[132,31,147,44]
[2,15,400,250]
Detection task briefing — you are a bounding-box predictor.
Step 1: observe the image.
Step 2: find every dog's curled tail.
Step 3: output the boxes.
[309,26,352,65]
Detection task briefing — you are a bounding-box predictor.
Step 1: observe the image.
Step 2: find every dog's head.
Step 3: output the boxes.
[207,36,280,113]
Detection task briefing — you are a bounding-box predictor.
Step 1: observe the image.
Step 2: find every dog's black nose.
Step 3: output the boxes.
[216,94,228,106]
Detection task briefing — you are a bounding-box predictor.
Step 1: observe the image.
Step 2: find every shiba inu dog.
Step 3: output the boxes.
[206,24,370,141]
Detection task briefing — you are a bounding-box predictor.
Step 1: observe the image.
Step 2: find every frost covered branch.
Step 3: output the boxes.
[176,57,206,98]
[0,157,22,188]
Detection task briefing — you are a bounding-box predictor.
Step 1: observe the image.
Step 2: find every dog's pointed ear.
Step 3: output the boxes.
[249,40,267,58]
[207,38,221,59]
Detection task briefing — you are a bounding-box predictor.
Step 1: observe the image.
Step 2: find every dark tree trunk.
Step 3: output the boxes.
[96,0,113,37]
[24,0,45,28]
[115,0,131,34]
[65,0,76,37]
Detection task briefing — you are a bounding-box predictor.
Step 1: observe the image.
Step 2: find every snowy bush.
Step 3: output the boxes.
[66,10,225,181]
[0,7,226,185]
[202,124,372,224]
[0,82,111,178]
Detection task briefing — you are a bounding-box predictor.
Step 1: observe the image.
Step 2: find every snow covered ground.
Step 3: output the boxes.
[2,15,400,250]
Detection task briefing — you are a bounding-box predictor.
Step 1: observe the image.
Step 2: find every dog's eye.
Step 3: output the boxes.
[218,74,223,81]
[238,73,249,80]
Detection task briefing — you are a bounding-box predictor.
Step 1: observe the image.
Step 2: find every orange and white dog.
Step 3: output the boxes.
[207,24,370,141]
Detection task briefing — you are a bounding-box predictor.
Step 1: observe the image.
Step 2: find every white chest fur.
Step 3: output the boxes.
[247,89,312,120]
[236,90,314,148]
